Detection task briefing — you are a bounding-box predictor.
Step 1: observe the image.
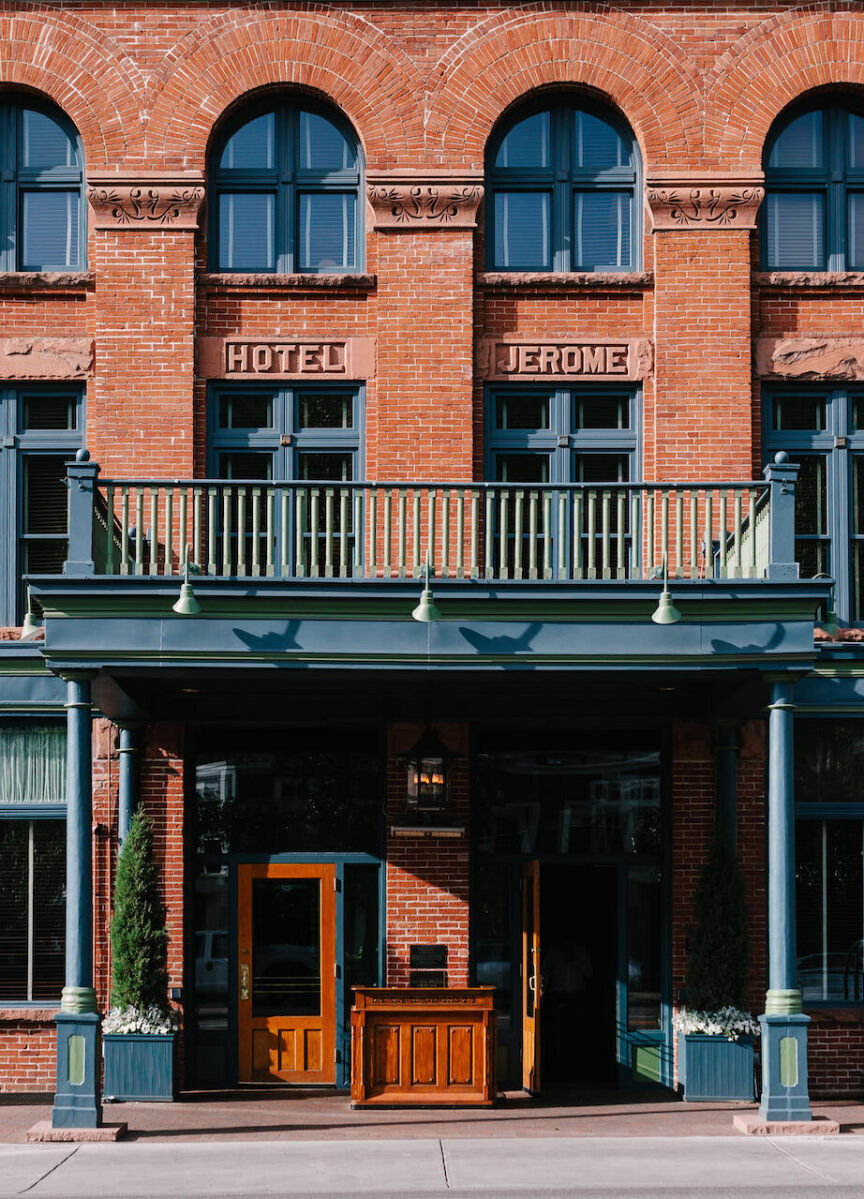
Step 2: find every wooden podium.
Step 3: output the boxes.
[350,987,497,1107]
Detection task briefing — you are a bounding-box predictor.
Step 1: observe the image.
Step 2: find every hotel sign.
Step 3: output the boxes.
[478,338,652,382]
[199,337,375,380]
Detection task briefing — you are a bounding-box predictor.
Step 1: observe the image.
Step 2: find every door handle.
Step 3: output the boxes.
[240,963,250,1001]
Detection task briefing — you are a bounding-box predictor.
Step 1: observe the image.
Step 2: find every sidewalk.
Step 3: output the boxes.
[2,1135,864,1197]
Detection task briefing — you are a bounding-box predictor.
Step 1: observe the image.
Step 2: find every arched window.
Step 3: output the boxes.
[763,99,864,271]
[486,100,640,272]
[209,99,362,274]
[0,98,84,271]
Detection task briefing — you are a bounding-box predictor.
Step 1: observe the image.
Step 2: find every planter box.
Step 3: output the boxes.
[677,1033,755,1102]
[103,1033,176,1102]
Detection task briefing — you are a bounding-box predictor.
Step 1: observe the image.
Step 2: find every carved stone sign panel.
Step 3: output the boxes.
[198,337,375,380]
[478,338,652,382]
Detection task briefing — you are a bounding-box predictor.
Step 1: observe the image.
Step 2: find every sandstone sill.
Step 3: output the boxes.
[0,1008,57,1022]
[477,271,653,291]
[754,271,864,289]
[198,272,377,292]
[0,272,94,295]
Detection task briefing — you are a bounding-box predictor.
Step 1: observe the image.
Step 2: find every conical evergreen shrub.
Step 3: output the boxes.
[686,832,749,1012]
[110,810,169,1011]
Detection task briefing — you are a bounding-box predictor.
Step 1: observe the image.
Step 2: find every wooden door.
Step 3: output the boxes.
[521,859,541,1093]
[238,862,336,1084]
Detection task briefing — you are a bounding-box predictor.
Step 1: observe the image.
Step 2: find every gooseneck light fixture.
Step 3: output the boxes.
[172,554,202,616]
[650,555,682,625]
[19,587,41,641]
[411,560,441,623]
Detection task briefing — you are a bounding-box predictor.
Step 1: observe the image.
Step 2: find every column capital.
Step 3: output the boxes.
[646,173,765,231]
[367,172,483,230]
[87,171,205,230]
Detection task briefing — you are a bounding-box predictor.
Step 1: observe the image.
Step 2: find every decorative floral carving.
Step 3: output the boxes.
[647,183,764,231]
[368,182,483,229]
[87,177,205,230]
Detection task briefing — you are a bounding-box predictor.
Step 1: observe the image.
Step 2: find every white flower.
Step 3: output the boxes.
[102,1004,180,1036]
[672,1006,760,1039]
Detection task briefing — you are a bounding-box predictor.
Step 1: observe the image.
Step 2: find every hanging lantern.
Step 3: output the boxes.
[405,725,450,811]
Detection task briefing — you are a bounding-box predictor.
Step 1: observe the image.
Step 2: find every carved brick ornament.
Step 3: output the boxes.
[367,175,483,229]
[647,175,765,231]
[87,173,205,230]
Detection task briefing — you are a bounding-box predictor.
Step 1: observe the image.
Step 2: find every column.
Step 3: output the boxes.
[759,677,812,1122]
[52,673,101,1129]
[117,725,141,847]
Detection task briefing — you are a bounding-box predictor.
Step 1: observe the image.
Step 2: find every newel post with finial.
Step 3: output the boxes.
[763,451,799,580]
[64,448,100,578]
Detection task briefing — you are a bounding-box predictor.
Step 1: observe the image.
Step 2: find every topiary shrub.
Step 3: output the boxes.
[110,810,169,1013]
[686,831,749,1012]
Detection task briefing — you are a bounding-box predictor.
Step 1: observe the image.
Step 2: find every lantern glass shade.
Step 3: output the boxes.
[405,727,449,811]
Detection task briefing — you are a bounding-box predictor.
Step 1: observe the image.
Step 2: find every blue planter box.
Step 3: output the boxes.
[677,1033,755,1102]
[103,1033,176,1102]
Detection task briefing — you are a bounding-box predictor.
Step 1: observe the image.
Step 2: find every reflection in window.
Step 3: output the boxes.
[0,820,65,1002]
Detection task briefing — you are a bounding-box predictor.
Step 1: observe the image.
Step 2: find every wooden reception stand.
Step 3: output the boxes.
[350,987,497,1106]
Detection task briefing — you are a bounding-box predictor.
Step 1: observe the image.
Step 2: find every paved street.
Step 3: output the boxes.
[2,1136,864,1198]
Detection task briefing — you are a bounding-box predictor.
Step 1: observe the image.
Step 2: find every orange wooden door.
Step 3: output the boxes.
[521,859,541,1094]
[238,862,336,1084]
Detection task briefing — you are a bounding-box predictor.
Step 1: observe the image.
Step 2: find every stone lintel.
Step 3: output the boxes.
[756,337,864,382]
[647,173,765,231]
[0,338,93,380]
[367,172,483,230]
[478,337,653,382]
[87,171,205,230]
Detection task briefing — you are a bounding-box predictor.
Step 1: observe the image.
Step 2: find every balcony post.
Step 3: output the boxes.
[763,453,799,580]
[758,677,812,1124]
[64,450,99,578]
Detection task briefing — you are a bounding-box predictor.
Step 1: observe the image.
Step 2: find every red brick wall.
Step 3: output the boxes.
[809,1021,864,1098]
[0,1014,56,1093]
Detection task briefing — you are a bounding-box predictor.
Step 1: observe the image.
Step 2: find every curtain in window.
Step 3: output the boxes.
[0,727,66,805]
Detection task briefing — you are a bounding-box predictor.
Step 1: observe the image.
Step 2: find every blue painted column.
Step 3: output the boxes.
[52,672,102,1129]
[759,677,812,1123]
[117,725,140,848]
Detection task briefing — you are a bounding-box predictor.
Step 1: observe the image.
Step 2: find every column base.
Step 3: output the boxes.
[758,1012,812,1123]
[52,1011,102,1129]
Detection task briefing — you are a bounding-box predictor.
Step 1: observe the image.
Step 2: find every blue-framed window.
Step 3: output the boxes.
[0,98,85,271]
[762,99,864,271]
[0,387,83,625]
[763,386,864,622]
[486,101,640,272]
[0,723,66,1004]
[209,100,362,274]
[795,720,864,1005]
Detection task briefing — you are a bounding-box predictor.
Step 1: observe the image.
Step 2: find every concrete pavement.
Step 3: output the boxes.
[1,1136,864,1197]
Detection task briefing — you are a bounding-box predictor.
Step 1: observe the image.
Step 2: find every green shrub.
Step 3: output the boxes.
[109,810,169,1011]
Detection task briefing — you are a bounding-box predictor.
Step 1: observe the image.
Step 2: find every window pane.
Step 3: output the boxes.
[217,193,275,271]
[795,456,827,535]
[493,192,551,269]
[494,395,550,430]
[575,192,631,269]
[24,457,68,535]
[627,868,662,1031]
[796,721,864,804]
[21,191,80,269]
[20,393,77,431]
[575,112,629,171]
[852,396,864,432]
[217,452,273,480]
[344,864,380,1013]
[297,193,355,271]
[769,110,823,170]
[495,112,550,169]
[297,452,353,481]
[297,394,353,428]
[22,541,67,575]
[218,394,273,429]
[796,820,863,1003]
[764,193,825,269]
[576,395,629,430]
[495,454,550,483]
[21,109,79,170]
[797,539,829,582]
[0,727,66,804]
[219,113,275,170]
[0,823,29,1001]
[850,193,864,269]
[772,394,826,432]
[573,454,629,483]
[32,821,65,1000]
[854,457,864,535]
[850,113,864,170]
[299,112,354,171]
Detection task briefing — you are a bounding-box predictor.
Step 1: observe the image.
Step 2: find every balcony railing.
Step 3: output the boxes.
[60,455,800,586]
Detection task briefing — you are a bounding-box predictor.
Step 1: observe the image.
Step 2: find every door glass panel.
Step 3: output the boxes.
[298,452,353,481]
[298,393,353,429]
[493,192,551,269]
[772,394,827,432]
[851,395,864,432]
[252,877,321,1017]
[574,191,631,269]
[21,191,80,269]
[24,456,68,534]
[217,193,275,270]
[298,193,355,271]
[573,453,629,483]
[219,113,275,170]
[20,393,77,431]
[344,864,379,1009]
[769,110,824,170]
[193,865,230,1085]
[495,112,550,169]
[795,456,828,534]
[627,867,662,1032]
[494,394,550,430]
[853,542,864,623]
[495,454,550,483]
[523,873,535,1020]
[796,540,829,582]
[217,452,273,480]
[218,394,274,430]
[575,395,629,430]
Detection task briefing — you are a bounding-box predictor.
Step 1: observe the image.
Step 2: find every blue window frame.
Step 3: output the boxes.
[209,101,362,274]
[795,720,864,1006]
[486,102,640,272]
[0,99,85,271]
[762,100,864,271]
[763,386,864,622]
[0,387,83,625]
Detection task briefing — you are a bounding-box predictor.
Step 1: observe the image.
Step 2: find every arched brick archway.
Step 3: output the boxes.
[147,8,424,170]
[708,8,864,170]
[425,7,702,170]
[0,6,143,164]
